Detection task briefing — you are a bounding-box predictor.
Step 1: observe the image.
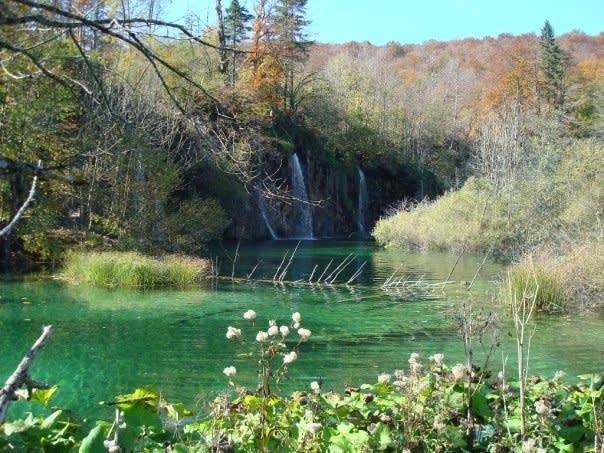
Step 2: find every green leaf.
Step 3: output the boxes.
[79,425,105,453]
[505,417,522,433]
[471,386,493,419]
[40,409,63,430]
[558,424,588,444]
[114,386,159,411]
[166,402,192,420]
[3,413,35,436]
[30,385,59,406]
[374,423,393,450]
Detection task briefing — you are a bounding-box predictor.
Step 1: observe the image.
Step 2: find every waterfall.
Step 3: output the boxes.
[289,153,314,239]
[357,166,369,238]
[257,192,278,240]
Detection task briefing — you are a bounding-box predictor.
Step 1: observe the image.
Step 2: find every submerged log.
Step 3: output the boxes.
[0,325,53,423]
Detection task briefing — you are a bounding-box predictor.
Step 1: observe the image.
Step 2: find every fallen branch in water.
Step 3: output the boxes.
[0,325,53,423]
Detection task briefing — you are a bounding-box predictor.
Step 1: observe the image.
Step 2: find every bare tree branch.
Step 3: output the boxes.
[0,163,37,238]
[0,325,53,423]
[0,156,87,185]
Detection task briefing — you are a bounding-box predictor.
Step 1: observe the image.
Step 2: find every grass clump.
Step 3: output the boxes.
[62,251,210,288]
[504,258,563,311]
[506,241,604,311]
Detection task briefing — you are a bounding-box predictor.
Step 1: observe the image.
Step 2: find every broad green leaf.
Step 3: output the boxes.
[40,409,63,430]
[3,413,35,436]
[471,386,493,419]
[79,425,105,453]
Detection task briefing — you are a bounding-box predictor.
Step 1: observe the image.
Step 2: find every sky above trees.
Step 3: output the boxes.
[169,0,603,45]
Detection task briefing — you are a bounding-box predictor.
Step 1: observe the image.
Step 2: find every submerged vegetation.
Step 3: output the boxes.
[62,251,210,288]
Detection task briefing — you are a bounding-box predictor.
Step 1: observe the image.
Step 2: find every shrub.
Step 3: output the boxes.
[373,177,498,253]
[165,196,230,254]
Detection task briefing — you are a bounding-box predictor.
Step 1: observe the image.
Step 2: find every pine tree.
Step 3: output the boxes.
[540,20,567,109]
[272,0,312,111]
[224,0,253,85]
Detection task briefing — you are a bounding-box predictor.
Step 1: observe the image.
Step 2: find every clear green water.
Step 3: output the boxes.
[1,241,602,420]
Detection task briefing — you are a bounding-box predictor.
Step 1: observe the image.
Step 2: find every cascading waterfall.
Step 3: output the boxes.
[257,192,278,240]
[357,166,369,238]
[289,153,314,239]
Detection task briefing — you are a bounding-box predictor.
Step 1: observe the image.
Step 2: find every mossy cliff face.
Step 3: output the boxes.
[225,148,441,240]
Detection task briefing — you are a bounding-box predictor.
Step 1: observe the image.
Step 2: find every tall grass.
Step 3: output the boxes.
[504,259,563,311]
[505,241,603,311]
[63,251,210,288]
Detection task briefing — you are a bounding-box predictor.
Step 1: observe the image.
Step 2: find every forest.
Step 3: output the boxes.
[1,0,602,269]
[1,0,603,451]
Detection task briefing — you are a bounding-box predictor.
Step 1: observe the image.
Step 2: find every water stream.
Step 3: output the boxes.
[257,192,278,240]
[357,166,369,238]
[289,153,314,239]
[1,241,602,420]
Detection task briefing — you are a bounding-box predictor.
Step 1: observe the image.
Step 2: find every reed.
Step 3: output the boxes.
[62,251,210,288]
[504,260,563,311]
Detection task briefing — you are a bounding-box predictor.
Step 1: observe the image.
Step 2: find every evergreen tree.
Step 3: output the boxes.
[224,0,253,84]
[272,0,312,111]
[540,20,567,109]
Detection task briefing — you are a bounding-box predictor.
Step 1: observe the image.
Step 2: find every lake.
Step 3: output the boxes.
[1,240,602,420]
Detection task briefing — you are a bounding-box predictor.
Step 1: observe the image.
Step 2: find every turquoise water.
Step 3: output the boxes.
[1,241,602,420]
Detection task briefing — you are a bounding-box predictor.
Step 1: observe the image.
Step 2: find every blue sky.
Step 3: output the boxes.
[168,0,603,45]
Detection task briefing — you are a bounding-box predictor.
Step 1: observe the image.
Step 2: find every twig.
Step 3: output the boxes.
[308,264,318,283]
[346,261,367,285]
[273,249,290,282]
[247,260,262,280]
[468,249,490,291]
[317,259,333,283]
[279,240,301,282]
[443,246,465,291]
[327,254,355,284]
[231,237,241,280]
[324,254,353,284]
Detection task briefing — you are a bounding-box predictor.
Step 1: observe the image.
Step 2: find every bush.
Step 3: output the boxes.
[62,251,210,288]
[373,177,498,253]
[165,196,230,254]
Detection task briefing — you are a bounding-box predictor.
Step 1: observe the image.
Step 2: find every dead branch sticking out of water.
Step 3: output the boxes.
[0,325,53,423]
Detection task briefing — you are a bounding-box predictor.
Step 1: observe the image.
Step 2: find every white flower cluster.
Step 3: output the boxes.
[408,352,422,375]
[226,326,241,339]
[292,311,301,329]
[298,328,312,339]
[310,381,321,394]
[223,366,237,378]
[378,373,391,384]
[222,309,313,383]
[534,398,552,416]
[429,353,444,366]
[451,364,467,381]
[243,309,256,320]
[283,351,298,364]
